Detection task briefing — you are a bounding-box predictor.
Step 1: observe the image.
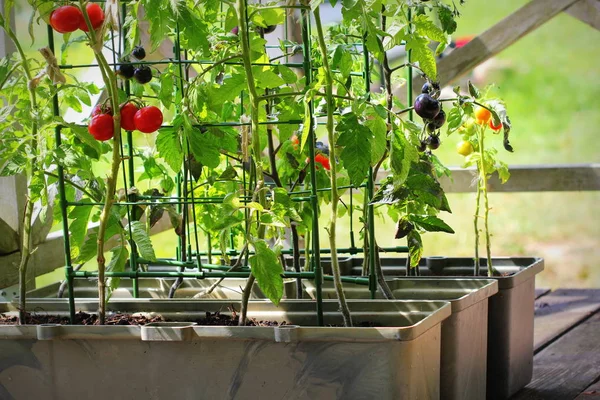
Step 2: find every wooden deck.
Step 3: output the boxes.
[512,288,600,399]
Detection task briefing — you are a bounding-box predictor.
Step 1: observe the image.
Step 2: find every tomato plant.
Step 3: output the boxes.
[0,0,513,326]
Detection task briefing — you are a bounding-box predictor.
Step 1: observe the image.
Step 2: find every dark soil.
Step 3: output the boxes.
[0,311,383,327]
[0,311,163,326]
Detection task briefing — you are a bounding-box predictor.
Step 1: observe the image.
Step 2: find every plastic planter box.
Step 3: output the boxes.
[0,299,450,399]
[319,256,544,400]
[302,278,498,400]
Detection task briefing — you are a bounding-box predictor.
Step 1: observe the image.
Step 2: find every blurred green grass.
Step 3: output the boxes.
[32,1,600,289]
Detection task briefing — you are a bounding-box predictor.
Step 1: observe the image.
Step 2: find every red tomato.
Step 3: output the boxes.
[50,6,83,34]
[315,154,330,170]
[79,3,105,32]
[120,102,139,131]
[88,114,114,141]
[489,118,502,131]
[134,106,163,133]
[92,104,112,117]
[306,154,331,170]
[291,134,299,150]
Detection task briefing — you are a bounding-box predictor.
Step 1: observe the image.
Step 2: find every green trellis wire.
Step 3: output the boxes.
[49,2,411,325]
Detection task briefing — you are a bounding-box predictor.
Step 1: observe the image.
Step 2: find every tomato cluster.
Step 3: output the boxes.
[50,4,104,34]
[116,46,153,84]
[415,81,444,152]
[88,103,163,141]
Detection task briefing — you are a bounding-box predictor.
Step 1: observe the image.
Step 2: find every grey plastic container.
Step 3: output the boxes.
[0,299,450,400]
[302,278,498,400]
[318,256,544,400]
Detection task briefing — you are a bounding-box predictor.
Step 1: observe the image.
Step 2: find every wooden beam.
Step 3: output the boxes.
[565,0,600,31]
[514,311,600,399]
[436,0,580,86]
[438,164,600,193]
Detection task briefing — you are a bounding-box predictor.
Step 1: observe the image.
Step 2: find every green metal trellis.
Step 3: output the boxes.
[49,1,411,325]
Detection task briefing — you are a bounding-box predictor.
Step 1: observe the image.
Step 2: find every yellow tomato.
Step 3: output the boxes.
[457,140,474,156]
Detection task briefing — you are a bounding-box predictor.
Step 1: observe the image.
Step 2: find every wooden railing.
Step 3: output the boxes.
[1,0,599,289]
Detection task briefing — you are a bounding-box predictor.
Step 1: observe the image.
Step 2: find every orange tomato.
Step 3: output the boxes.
[474,107,491,125]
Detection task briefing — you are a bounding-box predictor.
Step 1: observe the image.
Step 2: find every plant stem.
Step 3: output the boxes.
[236,0,268,326]
[314,6,352,327]
[80,0,122,324]
[2,20,39,325]
[474,184,481,276]
[478,126,495,276]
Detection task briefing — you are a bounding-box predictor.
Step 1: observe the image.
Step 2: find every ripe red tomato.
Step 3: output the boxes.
[291,134,299,150]
[79,3,105,32]
[50,6,83,34]
[134,106,163,133]
[88,114,114,141]
[92,104,112,117]
[306,154,330,170]
[315,154,330,170]
[489,118,502,131]
[120,102,139,131]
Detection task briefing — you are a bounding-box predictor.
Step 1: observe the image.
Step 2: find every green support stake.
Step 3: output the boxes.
[47,24,76,324]
[301,8,323,326]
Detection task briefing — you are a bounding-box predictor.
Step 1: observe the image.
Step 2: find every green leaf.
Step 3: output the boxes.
[336,114,372,187]
[365,114,387,165]
[68,201,94,261]
[249,240,284,305]
[407,230,423,268]
[106,245,129,301]
[210,73,246,106]
[127,221,156,261]
[187,127,222,169]
[394,217,414,239]
[405,35,437,80]
[278,66,298,84]
[411,215,454,234]
[437,4,457,34]
[390,129,418,185]
[159,72,175,108]
[156,128,183,172]
[254,68,285,89]
[468,81,481,99]
[446,106,463,134]
[141,0,173,51]
[332,45,353,78]
[370,178,409,205]
[412,14,447,43]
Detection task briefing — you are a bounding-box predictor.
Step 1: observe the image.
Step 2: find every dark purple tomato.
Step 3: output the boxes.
[414,93,440,119]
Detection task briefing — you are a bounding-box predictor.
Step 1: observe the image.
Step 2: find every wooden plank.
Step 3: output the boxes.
[576,379,600,399]
[565,0,600,31]
[535,288,551,299]
[534,289,600,352]
[513,312,600,400]
[376,164,600,193]
[0,212,175,289]
[436,0,580,85]
[438,164,600,193]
